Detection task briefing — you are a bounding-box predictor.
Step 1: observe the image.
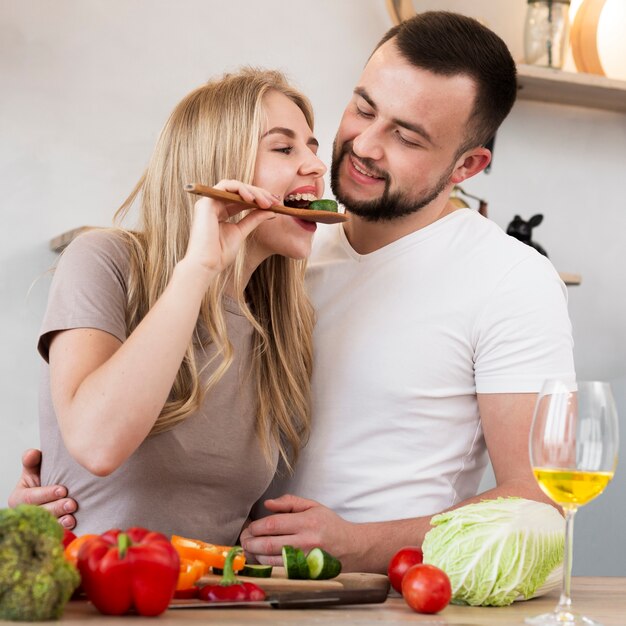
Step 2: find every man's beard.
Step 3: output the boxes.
[330,139,454,223]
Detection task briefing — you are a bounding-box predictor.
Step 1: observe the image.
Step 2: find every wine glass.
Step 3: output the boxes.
[526,380,619,626]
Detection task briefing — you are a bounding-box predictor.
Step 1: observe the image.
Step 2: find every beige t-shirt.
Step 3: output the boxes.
[38,230,277,543]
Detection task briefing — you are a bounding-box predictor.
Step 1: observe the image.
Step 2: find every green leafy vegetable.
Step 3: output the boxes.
[422,497,564,607]
[309,199,338,212]
[0,505,80,621]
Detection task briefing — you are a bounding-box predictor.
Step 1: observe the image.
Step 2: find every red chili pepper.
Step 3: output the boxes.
[174,587,200,600]
[198,547,265,603]
[242,581,266,601]
[77,527,179,616]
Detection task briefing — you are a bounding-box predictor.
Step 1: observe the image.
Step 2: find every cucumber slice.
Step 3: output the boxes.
[296,548,310,579]
[309,199,338,212]
[240,564,273,578]
[306,548,342,580]
[282,545,310,579]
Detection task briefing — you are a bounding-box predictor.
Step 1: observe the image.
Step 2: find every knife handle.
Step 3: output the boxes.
[270,587,388,609]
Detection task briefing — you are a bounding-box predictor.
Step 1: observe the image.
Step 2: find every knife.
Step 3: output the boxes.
[169,587,388,610]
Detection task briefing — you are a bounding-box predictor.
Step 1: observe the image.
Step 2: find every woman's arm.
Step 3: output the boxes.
[50,183,276,476]
[49,260,212,476]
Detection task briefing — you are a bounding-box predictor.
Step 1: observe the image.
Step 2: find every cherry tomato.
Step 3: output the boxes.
[401,564,451,614]
[387,546,423,593]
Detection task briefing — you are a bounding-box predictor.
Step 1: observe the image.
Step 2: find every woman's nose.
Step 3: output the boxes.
[301,151,327,178]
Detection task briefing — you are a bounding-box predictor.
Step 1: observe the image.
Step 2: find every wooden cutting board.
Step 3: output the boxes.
[198,566,389,594]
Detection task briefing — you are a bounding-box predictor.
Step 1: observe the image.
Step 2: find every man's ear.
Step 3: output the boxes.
[450,147,492,184]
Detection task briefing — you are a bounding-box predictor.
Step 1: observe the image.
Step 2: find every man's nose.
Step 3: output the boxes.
[352,122,384,161]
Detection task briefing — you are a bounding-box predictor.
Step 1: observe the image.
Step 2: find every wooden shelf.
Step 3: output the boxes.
[559,272,582,286]
[517,64,626,113]
[49,226,583,287]
[49,226,95,253]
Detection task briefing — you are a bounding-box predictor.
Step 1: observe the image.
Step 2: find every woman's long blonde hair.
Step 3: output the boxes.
[113,68,315,470]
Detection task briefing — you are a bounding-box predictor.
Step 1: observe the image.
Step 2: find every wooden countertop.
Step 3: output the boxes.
[5,577,623,626]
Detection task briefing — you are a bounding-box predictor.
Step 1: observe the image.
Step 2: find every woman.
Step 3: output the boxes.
[26,68,326,543]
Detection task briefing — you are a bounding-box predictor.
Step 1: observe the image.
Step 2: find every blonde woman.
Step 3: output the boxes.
[19,69,326,543]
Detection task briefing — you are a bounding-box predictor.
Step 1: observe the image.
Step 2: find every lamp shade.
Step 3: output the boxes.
[597,0,626,80]
[570,0,626,79]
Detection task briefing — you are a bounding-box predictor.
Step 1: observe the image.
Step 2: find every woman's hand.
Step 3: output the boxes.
[183,180,277,279]
[7,449,78,529]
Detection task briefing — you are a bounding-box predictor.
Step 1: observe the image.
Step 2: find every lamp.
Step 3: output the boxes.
[570,0,626,79]
[385,0,415,25]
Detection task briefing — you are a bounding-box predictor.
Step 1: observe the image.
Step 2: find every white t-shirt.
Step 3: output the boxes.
[265,209,574,523]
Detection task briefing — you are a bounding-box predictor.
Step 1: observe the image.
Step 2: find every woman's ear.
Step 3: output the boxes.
[450,147,492,184]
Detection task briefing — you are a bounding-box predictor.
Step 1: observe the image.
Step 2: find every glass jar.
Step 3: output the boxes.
[524,0,571,68]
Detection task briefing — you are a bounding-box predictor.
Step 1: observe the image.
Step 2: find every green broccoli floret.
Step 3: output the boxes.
[0,504,80,621]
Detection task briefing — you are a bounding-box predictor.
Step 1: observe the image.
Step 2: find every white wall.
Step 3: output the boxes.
[1,0,624,575]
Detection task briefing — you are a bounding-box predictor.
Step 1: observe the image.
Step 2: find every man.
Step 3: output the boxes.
[9,12,574,573]
[239,12,573,572]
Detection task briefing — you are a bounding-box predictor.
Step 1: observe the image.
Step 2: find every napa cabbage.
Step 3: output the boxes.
[422,497,564,607]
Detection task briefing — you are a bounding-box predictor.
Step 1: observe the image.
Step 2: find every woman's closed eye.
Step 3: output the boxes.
[273,146,294,155]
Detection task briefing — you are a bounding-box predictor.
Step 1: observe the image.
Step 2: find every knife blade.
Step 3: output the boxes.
[169,587,388,610]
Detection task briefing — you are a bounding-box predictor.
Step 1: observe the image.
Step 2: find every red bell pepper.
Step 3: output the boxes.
[198,547,265,602]
[77,527,179,616]
[62,528,77,549]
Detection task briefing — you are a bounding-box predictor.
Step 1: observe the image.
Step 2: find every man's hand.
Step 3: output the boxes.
[7,449,78,529]
[240,494,363,571]
[242,395,549,574]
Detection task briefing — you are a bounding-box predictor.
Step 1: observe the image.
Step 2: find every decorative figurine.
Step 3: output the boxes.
[506,214,548,257]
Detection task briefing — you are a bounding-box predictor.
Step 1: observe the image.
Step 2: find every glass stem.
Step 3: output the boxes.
[556,506,577,613]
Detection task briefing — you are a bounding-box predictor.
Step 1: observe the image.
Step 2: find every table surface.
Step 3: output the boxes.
[3,577,624,626]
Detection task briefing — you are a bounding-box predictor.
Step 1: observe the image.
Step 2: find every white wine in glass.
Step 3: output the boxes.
[526,380,619,626]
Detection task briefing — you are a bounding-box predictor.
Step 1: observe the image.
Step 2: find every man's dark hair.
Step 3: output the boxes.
[376,11,517,153]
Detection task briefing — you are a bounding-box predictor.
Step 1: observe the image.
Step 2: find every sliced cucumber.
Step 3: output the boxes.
[306,547,342,580]
[310,199,338,212]
[296,548,310,579]
[240,564,273,578]
[282,545,310,579]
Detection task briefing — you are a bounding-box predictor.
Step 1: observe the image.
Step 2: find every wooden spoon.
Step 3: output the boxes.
[184,184,348,224]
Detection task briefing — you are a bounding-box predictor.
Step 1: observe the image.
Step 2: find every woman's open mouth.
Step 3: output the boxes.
[283,192,318,209]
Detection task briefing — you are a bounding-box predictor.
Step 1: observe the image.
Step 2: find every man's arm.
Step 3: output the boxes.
[7,449,78,529]
[241,392,553,573]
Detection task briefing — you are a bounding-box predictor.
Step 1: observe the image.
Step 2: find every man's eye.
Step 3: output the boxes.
[355,106,374,119]
[395,131,420,148]
[273,146,293,155]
